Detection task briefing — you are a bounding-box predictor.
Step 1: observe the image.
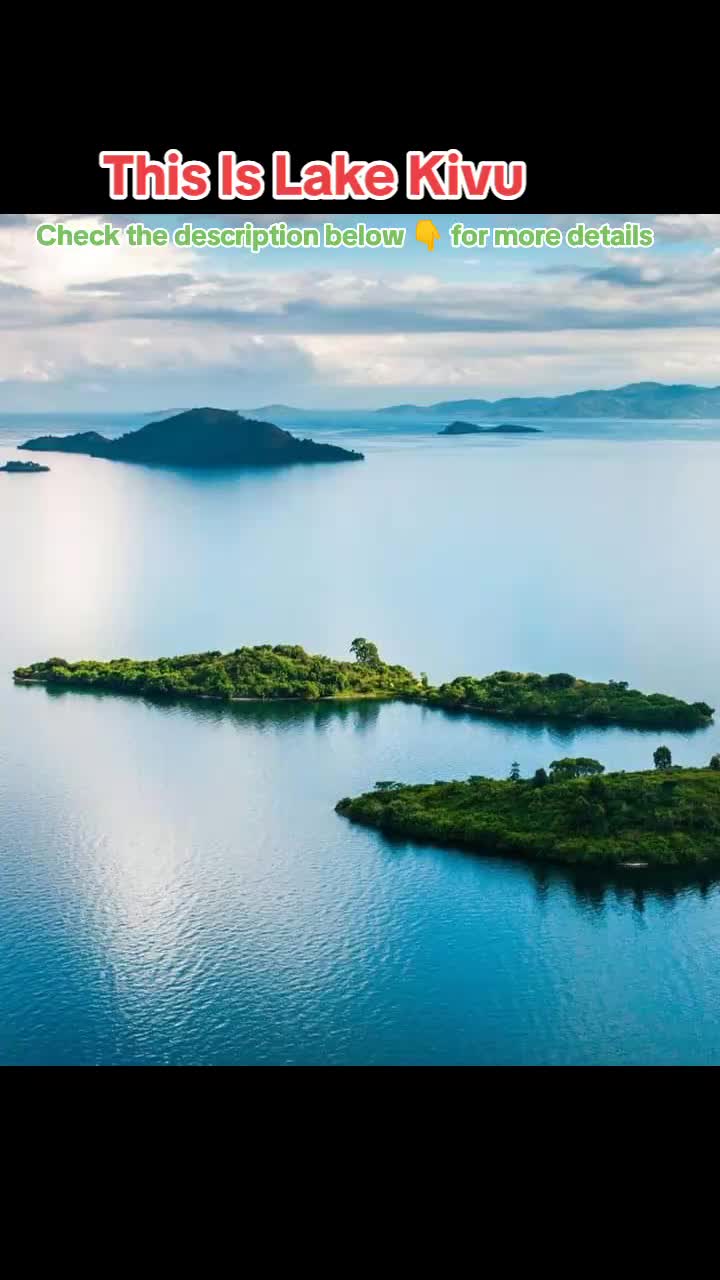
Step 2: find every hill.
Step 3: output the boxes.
[18,408,364,468]
[376,383,720,420]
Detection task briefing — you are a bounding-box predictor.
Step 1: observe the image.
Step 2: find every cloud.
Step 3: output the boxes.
[538,250,720,297]
[299,328,720,392]
[0,214,197,296]
[3,212,720,406]
[654,214,720,241]
[66,272,196,297]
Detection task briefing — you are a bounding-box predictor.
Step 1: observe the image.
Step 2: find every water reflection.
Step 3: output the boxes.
[28,683,720,912]
[365,824,720,911]
[432,702,714,745]
[549,862,720,911]
[35,681,716,757]
[40,682,385,733]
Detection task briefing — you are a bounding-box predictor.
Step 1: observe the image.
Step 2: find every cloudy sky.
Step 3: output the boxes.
[2,213,720,411]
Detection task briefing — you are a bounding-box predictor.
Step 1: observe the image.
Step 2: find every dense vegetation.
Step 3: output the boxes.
[13,639,422,702]
[425,670,713,729]
[336,755,720,866]
[14,645,714,729]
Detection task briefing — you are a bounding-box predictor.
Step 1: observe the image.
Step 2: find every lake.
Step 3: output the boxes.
[1,415,720,1064]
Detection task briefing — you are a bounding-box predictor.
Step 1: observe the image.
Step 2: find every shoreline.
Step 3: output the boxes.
[337,815,718,872]
[11,676,403,705]
[11,675,713,729]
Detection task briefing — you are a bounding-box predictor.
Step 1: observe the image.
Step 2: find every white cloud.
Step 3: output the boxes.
[654,214,720,242]
[0,214,197,295]
[2,213,720,405]
[300,329,720,392]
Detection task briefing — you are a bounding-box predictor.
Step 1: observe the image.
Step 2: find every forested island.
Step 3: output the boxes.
[13,640,423,702]
[336,754,720,867]
[12,643,714,729]
[18,407,363,469]
[426,670,713,729]
[438,422,542,436]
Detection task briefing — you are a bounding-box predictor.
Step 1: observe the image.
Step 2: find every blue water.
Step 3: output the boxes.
[1,417,720,1064]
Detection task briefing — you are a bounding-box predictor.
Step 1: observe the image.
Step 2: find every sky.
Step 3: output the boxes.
[2,212,720,411]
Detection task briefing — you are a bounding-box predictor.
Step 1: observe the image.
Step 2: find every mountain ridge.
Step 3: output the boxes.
[244,383,720,422]
[375,382,720,420]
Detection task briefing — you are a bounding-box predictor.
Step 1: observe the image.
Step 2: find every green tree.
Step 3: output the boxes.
[546,673,575,689]
[350,637,381,667]
[533,768,548,787]
[509,761,521,782]
[549,757,605,781]
[653,745,672,770]
[575,758,605,777]
[710,754,720,771]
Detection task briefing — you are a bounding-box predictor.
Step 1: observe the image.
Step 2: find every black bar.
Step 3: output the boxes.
[4,136,718,213]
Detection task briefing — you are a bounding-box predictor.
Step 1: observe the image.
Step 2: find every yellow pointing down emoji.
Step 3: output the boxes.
[416,219,441,251]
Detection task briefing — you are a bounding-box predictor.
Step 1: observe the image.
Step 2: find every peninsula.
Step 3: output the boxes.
[335,758,720,867]
[1,460,50,473]
[438,421,542,436]
[12,644,714,729]
[18,407,364,469]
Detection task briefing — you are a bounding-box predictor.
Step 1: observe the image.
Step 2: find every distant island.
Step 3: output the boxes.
[336,755,720,867]
[438,421,542,436]
[1,460,50,473]
[18,407,363,469]
[241,382,720,424]
[376,382,720,421]
[13,643,714,730]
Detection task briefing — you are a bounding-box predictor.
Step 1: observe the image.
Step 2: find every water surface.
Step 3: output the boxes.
[1,418,719,1064]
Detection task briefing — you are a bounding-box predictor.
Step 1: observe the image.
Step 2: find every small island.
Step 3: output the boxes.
[1,460,50,473]
[336,752,720,867]
[13,639,423,702]
[439,421,484,435]
[19,407,363,469]
[438,421,542,435]
[12,644,714,730]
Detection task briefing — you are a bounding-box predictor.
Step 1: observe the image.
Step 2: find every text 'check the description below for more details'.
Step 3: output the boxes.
[34,221,655,255]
